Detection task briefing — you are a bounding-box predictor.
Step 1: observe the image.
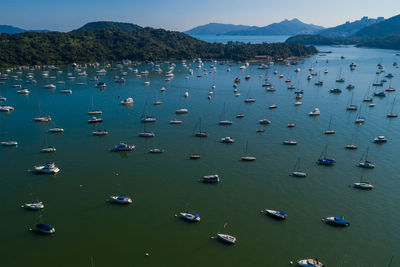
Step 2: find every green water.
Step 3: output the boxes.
[1,46,400,266]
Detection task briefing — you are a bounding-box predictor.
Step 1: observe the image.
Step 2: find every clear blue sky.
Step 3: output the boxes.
[1,0,399,32]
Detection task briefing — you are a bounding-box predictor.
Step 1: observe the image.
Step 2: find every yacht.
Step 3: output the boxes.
[202,174,220,183]
[323,216,350,227]
[33,115,51,122]
[121,97,134,105]
[374,91,386,97]
[374,136,387,143]
[317,145,335,166]
[297,259,325,267]
[287,123,296,128]
[34,162,60,174]
[110,196,132,204]
[264,209,287,219]
[308,108,320,116]
[23,202,44,210]
[41,146,56,153]
[180,212,200,222]
[88,117,103,123]
[221,136,235,143]
[92,130,108,136]
[16,88,30,94]
[35,224,55,234]
[176,108,188,114]
[48,128,64,133]
[114,141,134,151]
[217,234,236,244]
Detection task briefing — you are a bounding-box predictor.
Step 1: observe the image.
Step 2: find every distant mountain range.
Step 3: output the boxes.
[185,19,324,36]
[317,16,384,38]
[286,14,400,50]
[71,21,142,32]
[0,25,49,34]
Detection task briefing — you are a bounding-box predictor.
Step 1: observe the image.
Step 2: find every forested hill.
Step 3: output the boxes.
[0,23,317,67]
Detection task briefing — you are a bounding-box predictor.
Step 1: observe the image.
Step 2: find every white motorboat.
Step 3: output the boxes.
[269,104,277,109]
[44,84,56,89]
[169,119,182,124]
[48,128,64,133]
[374,136,387,143]
[217,234,236,244]
[59,89,72,94]
[88,117,103,123]
[259,119,271,125]
[1,141,18,147]
[0,105,15,112]
[221,136,235,143]
[110,196,132,204]
[180,212,200,222]
[283,140,297,145]
[353,182,374,190]
[149,148,164,153]
[176,108,188,114]
[297,259,325,267]
[121,97,134,105]
[34,162,60,174]
[264,209,287,219]
[92,130,108,136]
[202,174,220,183]
[16,89,30,94]
[23,202,44,210]
[308,108,320,116]
[88,110,102,116]
[40,146,56,153]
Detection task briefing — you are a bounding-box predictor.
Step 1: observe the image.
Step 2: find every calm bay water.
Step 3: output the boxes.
[1,45,400,266]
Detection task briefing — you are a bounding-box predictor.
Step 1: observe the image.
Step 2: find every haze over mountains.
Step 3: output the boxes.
[186,19,324,36]
[0,25,49,33]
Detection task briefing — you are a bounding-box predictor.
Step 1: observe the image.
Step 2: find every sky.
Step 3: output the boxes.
[1,0,399,32]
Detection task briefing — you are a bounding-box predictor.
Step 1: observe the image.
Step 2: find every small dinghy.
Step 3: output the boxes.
[110,196,132,204]
[217,233,236,244]
[34,162,60,174]
[264,209,287,219]
[297,258,325,267]
[92,130,108,136]
[23,202,44,210]
[202,174,220,183]
[36,224,55,234]
[180,212,200,222]
[323,216,350,227]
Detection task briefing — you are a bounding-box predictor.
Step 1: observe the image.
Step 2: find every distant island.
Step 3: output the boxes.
[286,14,400,50]
[185,19,324,36]
[0,25,49,34]
[0,21,318,67]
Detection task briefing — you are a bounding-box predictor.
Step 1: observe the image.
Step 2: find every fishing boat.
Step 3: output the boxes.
[324,116,335,134]
[92,130,108,136]
[110,196,132,204]
[88,117,103,123]
[297,259,325,267]
[41,146,56,153]
[241,141,256,161]
[264,209,287,219]
[290,158,307,177]
[221,136,235,143]
[317,145,335,166]
[48,128,64,133]
[202,174,220,183]
[180,212,200,222]
[33,115,51,122]
[358,147,375,168]
[374,136,387,143]
[217,234,236,244]
[114,141,134,151]
[308,108,320,116]
[36,224,55,234]
[23,202,44,210]
[121,97,134,105]
[34,162,60,174]
[323,216,350,227]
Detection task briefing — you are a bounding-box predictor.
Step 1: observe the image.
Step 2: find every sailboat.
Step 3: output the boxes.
[194,118,208,137]
[324,116,335,134]
[141,102,156,123]
[354,105,365,124]
[317,145,335,166]
[139,123,155,137]
[290,158,307,177]
[363,87,373,102]
[0,117,17,147]
[88,96,102,115]
[241,141,256,161]
[353,171,374,190]
[219,103,232,125]
[345,134,357,149]
[358,147,375,168]
[346,92,357,111]
[386,97,398,118]
[335,68,345,83]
